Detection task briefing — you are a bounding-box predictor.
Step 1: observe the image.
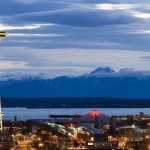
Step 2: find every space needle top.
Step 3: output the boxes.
[0,31,7,42]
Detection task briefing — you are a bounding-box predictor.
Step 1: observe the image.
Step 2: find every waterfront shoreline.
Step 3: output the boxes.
[2,108,150,121]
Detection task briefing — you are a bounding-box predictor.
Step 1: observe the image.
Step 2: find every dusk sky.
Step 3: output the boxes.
[1,0,150,77]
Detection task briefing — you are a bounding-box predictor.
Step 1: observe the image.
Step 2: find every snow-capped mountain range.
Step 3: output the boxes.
[0,67,150,98]
[90,67,115,74]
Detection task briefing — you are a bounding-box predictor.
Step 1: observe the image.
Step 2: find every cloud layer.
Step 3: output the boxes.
[0,0,150,76]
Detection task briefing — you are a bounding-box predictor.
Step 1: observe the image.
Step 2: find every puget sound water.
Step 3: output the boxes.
[2,108,150,121]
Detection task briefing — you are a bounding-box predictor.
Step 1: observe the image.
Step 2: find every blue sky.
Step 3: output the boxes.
[1,0,150,77]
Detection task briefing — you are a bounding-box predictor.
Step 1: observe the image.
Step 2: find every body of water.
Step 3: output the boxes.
[2,108,150,121]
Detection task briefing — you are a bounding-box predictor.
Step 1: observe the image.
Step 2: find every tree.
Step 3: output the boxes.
[9,124,13,134]
[109,116,116,136]
[109,116,116,128]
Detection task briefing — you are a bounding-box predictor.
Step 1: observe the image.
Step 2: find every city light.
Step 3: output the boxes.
[90,110,100,117]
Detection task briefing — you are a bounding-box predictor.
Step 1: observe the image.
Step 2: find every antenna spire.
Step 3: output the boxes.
[0,97,4,131]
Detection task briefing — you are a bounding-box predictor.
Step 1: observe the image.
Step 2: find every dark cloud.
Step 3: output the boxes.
[2,23,149,51]
[141,56,150,60]
[13,9,137,27]
[0,0,139,27]
[13,0,115,4]
[0,0,67,16]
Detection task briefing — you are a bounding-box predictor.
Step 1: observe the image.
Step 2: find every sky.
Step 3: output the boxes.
[1,0,150,77]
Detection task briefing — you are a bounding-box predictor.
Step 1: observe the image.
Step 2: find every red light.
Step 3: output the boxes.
[90,110,100,117]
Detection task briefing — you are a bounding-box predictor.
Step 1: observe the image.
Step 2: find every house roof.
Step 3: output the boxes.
[78,110,110,124]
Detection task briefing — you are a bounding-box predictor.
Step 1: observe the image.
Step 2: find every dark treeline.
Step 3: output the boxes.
[1,97,150,108]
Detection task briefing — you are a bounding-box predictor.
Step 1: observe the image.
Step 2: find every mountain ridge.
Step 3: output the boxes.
[0,67,150,81]
[0,67,150,98]
[90,67,115,74]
